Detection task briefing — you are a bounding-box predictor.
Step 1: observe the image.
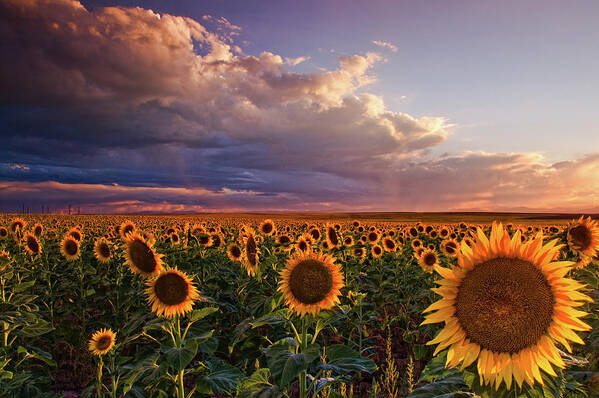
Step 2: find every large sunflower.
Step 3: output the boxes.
[124,233,164,277]
[422,223,592,390]
[278,251,344,317]
[88,328,116,356]
[567,216,599,259]
[146,268,201,318]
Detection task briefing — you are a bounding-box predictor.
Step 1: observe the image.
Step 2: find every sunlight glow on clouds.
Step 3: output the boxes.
[0,0,596,213]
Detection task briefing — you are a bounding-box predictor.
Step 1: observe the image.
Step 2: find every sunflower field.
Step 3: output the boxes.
[0,214,597,398]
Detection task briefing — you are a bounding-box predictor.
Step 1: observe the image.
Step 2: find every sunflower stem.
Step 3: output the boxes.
[174,316,185,398]
[299,316,308,398]
[96,356,103,398]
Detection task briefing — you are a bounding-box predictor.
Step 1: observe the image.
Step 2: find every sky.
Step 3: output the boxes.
[1,0,598,214]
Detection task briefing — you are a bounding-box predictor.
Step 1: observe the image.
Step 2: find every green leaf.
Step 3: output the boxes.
[266,342,320,387]
[236,368,272,396]
[188,307,218,322]
[164,340,198,372]
[20,319,54,337]
[319,344,376,375]
[17,346,57,367]
[195,359,243,394]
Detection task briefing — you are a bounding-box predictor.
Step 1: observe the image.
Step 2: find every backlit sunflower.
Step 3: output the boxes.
[88,328,116,356]
[411,239,422,250]
[94,238,112,263]
[259,219,276,236]
[422,223,592,390]
[60,235,80,261]
[353,247,366,258]
[10,218,25,234]
[441,239,459,257]
[295,235,310,253]
[418,248,439,273]
[0,227,8,239]
[567,216,599,259]
[278,251,344,317]
[146,268,201,318]
[367,230,380,244]
[24,233,41,256]
[241,228,260,276]
[308,227,321,242]
[124,233,164,277]
[343,235,354,247]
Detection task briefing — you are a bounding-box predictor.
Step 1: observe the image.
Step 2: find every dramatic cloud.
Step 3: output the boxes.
[0,0,597,213]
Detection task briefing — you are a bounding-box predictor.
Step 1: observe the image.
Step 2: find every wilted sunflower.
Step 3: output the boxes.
[567,216,599,259]
[418,248,438,273]
[325,224,340,248]
[24,233,41,256]
[227,243,243,262]
[278,251,344,317]
[422,223,592,390]
[124,233,164,277]
[94,238,112,263]
[241,228,260,276]
[60,236,80,261]
[259,219,276,236]
[146,268,201,318]
[371,245,383,258]
[119,221,136,239]
[88,328,116,356]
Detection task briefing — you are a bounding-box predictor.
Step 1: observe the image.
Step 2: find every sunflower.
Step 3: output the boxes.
[308,227,321,242]
[382,237,397,252]
[191,224,205,236]
[422,223,592,390]
[371,245,383,258]
[241,228,260,276]
[325,224,340,248]
[24,233,41,256]
[0,227,8,239]
[88,328,116,356]
[210,233,224,249]
[170,233,180,246]
[295,236,310,253]
[197,234,212,247]
[67,228,83,242]
[124,233,164,277]
[259,219,276,236]
[353,247,366,258]
[411,239,422,250]
[367,230,380,244]
[278,251,344,317]
[146,268,201,318]
[343,235,354,247]
[352,220,360,228]
[10,218,25,234]
[567,216,599,259]
[418,248,439,273]
[119,221,136,239]
[441,239,459,257]
[94,238,112,263]
[227,243,243,262]
[276,234,292,246]
[32,223,43,237]
[60,236,80,261]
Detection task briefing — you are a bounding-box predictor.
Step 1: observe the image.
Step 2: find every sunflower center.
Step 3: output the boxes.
[27,236,39,253]
[298,241,307,251]
[129,239,157,273]
[65,240,78,256]
[327,228,339,245]
[289,259,333,305]
[154,272,189,306]
[230,246,241,258]
[96,335,112,351]
[423,253,436,266]
[570,225,592,250]
[99,243,110,258]
[262,223,273,234]
[455,257,554,353]
[0,228,7,237]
